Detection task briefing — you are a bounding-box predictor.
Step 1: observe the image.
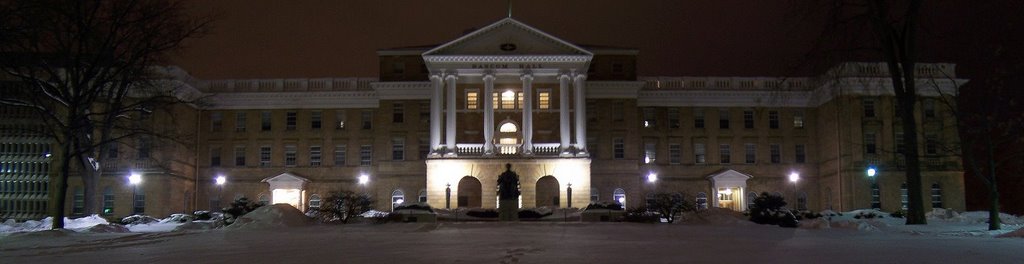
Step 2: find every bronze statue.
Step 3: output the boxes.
[497,163,520,200]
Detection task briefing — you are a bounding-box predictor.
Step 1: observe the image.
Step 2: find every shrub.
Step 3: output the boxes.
[222,197,265,226]
[316,191,373,223]
[854,211,881,219]
[890,210,905,218]
[394,203,434,213]
[585,202,623,211]
[646,192,695,223]
[749,192,786,224]
[162,214,195,223]
[623,207,660,223]
[466,209,499,218]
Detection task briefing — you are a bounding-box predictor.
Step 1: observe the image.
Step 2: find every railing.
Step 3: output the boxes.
[199,77,377,93]
[640,77,813,91]
[495,143,521,155]
[456,144,483,156]
[449,143,565,157]
[532,143,560,155]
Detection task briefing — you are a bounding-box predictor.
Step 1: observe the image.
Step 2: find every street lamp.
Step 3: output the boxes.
[215,175,226,211]
[867,166,877,177]
[788,172,800,208]
[646,173,658,183]
[128,172,142,215]
[358,174,369,185]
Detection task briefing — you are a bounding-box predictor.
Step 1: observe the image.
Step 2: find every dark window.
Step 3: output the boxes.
[695,143,706,164]
[669,144,681,164]
[865,133,877,154]
[745,144,756,164]
[137,137,151,159]
[643,108,656,128]
[719,109,730,129]
[613,138,625,159]
[102,187,114,215]
[210,147,221,167]
[311,111,322,129]
[107,143,118,158]
[393,103,404,123]
[392,138,405,161]
[234,146,246,166]
[770,144,781,164]
[743,111,754,129]
[863,99,876,118]
[795,144,806,163]
[871,183,881,209]
[360,145,372,165]
[931,183,943,208]
[261,111,272,131]
[694,110,705,128]
[133,191,145,215]
[769,111,779,129]
[361,111,373,130]
[925,134,938,155]
[612,63,624,73]
[612,101,624,121]
[668,108,680,128]
[719,144,730,164]
[286,111,297,130]
[211,112,223,132]
[923,99,936,118]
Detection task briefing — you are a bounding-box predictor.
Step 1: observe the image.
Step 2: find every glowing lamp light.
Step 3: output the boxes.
[788,172,800,183]
[502,90,515,98]
[395,198,404,204]
[646,173,658,183]
[867,167,877,177]
[358,174,369,185]
[617,197,626,204]
[215,175,226,185]
[128,173,142,185]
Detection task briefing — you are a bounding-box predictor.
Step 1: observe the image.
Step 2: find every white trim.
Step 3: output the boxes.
[423,18,593,56]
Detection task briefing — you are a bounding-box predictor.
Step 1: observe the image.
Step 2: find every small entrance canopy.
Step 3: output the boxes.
[262,172,310,210]
[706,169,753,211]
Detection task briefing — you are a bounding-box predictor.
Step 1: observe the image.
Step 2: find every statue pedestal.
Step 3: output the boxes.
[498,199,519,221]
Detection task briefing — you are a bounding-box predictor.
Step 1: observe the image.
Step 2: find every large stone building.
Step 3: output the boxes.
[0,18,966,220]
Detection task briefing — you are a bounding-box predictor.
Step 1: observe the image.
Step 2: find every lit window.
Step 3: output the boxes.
[613,188,626,206]
[466,91,478,110]
[644,142,656,164]
[335,110,346,129]
[793,111,804,128]
[538,91,550,109]
[501,90,515,109]
[499,122,518,133]
[517,92,524,109]
[391,190,405,211]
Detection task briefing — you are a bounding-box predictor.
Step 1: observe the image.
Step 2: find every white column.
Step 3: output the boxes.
[445,74,458,154]
[429,74,443,154]
[521,74,534,155]
[574,74,588,155]
[558,74,571,153]
[482,73,495,155]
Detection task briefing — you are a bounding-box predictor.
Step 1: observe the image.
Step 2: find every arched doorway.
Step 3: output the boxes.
[535,176,560,207]
[496,120,520,155]
[457,176,482,208]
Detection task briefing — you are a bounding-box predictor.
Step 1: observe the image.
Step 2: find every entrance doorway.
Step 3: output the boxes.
[535,176,560,207]
[457,176,482,208]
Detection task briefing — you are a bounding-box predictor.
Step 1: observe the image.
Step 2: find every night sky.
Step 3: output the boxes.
[173,1,833,79]
[173,1,1005,80]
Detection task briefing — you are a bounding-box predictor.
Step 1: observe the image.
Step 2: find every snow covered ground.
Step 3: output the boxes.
[1,208,1022,263]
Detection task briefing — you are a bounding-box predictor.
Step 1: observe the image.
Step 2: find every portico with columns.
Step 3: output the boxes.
[422,18,593,209]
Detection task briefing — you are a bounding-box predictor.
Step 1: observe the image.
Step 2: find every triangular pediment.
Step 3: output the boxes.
[423,18,592,56]
[262,172,310,190]
[706,169,753,181]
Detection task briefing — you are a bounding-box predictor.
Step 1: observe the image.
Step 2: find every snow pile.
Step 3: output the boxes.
[1,215,115,234]
[224,204,312,230]
[172,220,222,232]
[952,211,1023,225]
[996,226,1024,238]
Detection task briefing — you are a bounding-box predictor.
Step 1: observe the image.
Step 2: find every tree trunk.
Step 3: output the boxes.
[986,135,1001,230]
[51,133,74,229]
[77,148,100,215]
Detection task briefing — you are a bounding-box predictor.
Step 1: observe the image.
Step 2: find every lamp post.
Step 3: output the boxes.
[566,183,572,209]
[445,183,451,209]
[128,173,142,215]
[788,172,800,208]
[215,175,226,211]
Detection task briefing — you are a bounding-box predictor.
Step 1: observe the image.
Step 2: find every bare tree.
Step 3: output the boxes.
[0,0,210,229]
[925,1,1024,230]
[799,0,928,225]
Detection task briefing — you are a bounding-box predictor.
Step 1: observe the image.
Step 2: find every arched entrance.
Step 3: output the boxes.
[535,176,560,207]
[457,176,482,208]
